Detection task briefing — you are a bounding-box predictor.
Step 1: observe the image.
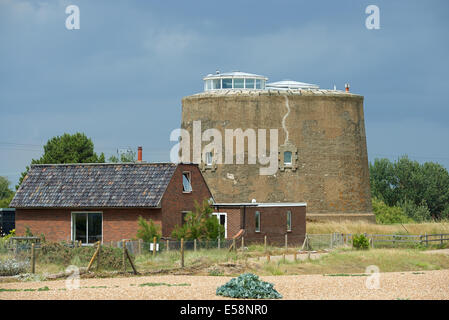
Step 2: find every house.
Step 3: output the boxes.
[10,162,213,243]
[213,202,306,244]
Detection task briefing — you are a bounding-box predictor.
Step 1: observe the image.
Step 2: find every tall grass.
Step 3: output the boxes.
[306,221,449,235]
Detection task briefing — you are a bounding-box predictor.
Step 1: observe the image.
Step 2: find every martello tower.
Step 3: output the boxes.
[181,71,374,222]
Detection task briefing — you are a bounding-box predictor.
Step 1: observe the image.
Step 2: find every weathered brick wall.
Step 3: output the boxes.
[160,164,213,237]
[182,91,374,221]
[213,207,241,239]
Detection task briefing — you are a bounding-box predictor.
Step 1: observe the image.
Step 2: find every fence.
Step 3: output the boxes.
[343,233,449,248]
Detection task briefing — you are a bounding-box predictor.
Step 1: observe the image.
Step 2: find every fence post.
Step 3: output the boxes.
[166,239,169,252]
[441,234,443,246]
[180,238,184,268]
[138,239,142,255]
[266,254,270,262]
[294,251,297,262]
[330,233,333,249]
[285,234,288,251]
[153,236,157,257]
[31,243,35,274]
[122,240,126,273]
[194,239,197,252]
[241,236,245,250]
[425,233,428,247]
[264,235,267,252]
[97,241,101,271]
[218,238,220,249]
[233,238,236,252]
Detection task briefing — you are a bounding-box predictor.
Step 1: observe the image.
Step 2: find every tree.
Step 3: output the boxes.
[0,177,14,208]
[17,133,105,189]
[136,216,161,242]
[370,156,449,220]
[108,149,136,163]
[171,200,225,240]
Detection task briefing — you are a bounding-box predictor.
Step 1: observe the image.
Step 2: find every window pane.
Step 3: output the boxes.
[205,152,213,165]
[183,173,192,192]
[213,79,221,89]
[245,78,255,89]
[88,213,102,244]
[222,78,232,88]
[284,151,292,164]
[255,211,260,232]
[256,79,262,89]
[287,211,292,231]
[73,213,87,244]
[234,78,244,88]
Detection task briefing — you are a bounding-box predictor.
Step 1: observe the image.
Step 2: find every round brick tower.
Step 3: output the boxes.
[181,72,374,222]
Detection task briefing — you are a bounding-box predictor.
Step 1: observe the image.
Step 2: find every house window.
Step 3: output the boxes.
[182,172,192,192]
[255,211,260,232]
[72,212,102,244]
[287,210,292,232]
[181,211,189,226]
[284,151,292,165]
[205,151,213,166]
[212,212,227,238]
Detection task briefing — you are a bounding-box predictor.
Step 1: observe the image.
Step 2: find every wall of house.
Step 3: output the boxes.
[244,206,306,245]
[15,208,162,243]
[160,164,213,237]
[213,207,241,239]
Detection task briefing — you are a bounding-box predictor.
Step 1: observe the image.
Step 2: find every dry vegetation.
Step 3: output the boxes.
[306,221,449,235]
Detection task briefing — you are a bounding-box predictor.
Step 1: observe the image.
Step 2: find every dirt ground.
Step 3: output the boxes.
[1,269,448,300]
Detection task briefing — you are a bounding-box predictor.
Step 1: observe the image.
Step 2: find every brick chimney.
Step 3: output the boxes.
[137,146,142,162]
[345,83,350,93]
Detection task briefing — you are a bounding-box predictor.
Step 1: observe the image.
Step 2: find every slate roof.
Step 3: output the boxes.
[10,163,178,208]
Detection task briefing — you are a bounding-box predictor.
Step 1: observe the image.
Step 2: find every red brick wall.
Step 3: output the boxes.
[213,207,241,239]
[161,164,213,237]
[15,208,162,243]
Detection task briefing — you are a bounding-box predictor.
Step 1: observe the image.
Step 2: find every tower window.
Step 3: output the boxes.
[284,151,292,165]
[222,78,232,88]
[287,210,292,231]
[205,151,213,166]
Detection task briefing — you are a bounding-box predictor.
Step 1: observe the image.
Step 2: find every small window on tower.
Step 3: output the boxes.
[205,151,213,166]
[255,211,261,232]
[284,151,292,165]
[182,172,192,193]
[287,210,292,232]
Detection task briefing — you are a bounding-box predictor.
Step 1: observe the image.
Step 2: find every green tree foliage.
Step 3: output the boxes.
[17,133,105,189]
[370,156,449,220]
[108,149,136,163]
[171,200,225,240]
[136,216,161,242]
[0,176,14,207]
[372,197,411,224]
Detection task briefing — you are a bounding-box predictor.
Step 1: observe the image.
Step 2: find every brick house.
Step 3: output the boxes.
[213,203,306,244]
[10,162,213,243]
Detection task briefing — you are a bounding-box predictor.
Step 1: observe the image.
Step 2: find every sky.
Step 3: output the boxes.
[1,0,449,188]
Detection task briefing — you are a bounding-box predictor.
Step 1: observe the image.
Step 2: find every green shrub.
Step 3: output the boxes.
[372,198,411,224]
[398,199,431,222]
[216,273,282,299]
[136,216,161,242]
[352,234,370,250]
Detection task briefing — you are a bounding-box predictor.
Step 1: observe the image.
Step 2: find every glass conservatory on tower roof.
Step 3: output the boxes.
[203,71,268,91]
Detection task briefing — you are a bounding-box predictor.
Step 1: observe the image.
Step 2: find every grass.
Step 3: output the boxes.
[306,221,449,235]
[257,248,449,276]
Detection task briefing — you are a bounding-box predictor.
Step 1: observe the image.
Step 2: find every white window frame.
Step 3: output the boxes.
[287,210,292,232]
[182,171,192,193]
[71,211,103,245]
[212,212,227,239]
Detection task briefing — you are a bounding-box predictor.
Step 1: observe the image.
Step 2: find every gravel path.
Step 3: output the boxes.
[1,269,449,300]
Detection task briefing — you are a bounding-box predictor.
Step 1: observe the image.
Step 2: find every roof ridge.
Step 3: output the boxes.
[30,162,178,167]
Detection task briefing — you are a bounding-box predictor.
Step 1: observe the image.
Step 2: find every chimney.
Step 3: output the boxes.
[345,83,350,93]
[137,146,142,162]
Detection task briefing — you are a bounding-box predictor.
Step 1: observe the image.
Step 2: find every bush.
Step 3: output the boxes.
[398,199,431,222]
[136,216,161,242]
[372,198,411,224]
[352,234,370,250]
[172,200,225,240]
[216,273,282,299]
[0,258,29,276]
